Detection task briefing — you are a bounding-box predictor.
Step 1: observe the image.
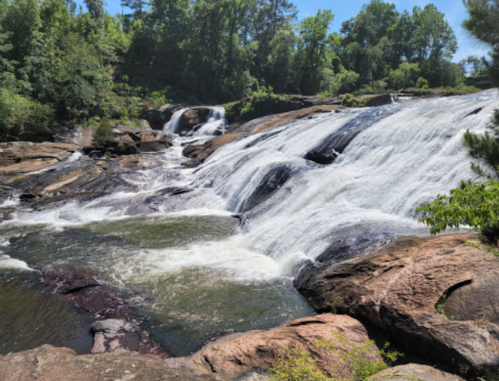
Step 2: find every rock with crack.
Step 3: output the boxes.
[368,364,465,381]
[294,234,499,377]
[0,345,214,381]
[186,314,380,380]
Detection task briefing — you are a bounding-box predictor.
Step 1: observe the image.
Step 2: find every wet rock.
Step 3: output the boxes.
[187,314,380,380]
[177,107,211,135]
[368,364,465,381]
[0,345,213,381]
[364,94,392,107]
[40,268,166,356]
[91,319,143,354]
[238,164,297,212]
[294,234,499,377]
[305,107,397,165]
[315,232,395,265]
[182,132,249,167]
[0,142,79,172]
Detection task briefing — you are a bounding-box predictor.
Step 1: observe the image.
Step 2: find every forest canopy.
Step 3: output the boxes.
[0,0,487,139]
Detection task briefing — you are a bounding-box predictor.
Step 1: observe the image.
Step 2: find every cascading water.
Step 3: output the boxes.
[1,90,498,356]
[163,108,188,133]
[194,106,227,136]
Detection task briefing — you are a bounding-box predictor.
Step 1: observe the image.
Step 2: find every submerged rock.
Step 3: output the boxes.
[186,314,380,380]
[0,345,212,381]
[295,234,499,377]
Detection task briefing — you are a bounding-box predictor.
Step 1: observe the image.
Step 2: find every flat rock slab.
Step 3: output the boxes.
[369,364,464,381]
[295,234,499,377]
[187,314,380,380]
[0,345,214,381]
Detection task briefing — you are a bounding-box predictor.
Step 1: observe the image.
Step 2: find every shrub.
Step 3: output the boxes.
[270,331,401,381]
[92,118,115,146]
[340,94,369,108]
[224,86,292,123]
[416,180,499,245]
[416,77,429,89]
[0,88,54,141]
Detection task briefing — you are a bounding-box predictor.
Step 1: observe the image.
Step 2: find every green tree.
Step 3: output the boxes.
[463,0,499,84]
[298,9,334,94]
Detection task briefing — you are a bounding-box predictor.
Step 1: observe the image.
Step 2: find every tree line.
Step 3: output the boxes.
[0,0,489,139]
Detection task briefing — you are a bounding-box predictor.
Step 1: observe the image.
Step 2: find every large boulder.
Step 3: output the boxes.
[0,345,214,381]
[294,234,499,377]
[182,132,248,167]
[0,142,79,173]
[187,314,380,380]
[177,107,211,135]
[369,364,464,381]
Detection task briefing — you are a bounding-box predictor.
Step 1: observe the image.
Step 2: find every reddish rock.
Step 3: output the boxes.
[369,364,465,381]
[187,314,380,380]
[0,345,213,381]
[294,234,499,377]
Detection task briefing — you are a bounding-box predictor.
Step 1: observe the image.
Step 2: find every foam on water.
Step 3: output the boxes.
[0,255,33,271]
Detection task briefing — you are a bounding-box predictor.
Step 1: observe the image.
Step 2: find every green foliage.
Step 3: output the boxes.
[386,62,420,89]
[416,180,499,244]
[0,88,53,140]
[463,0,499,85]
[92,117,115,146]
[464,110,499,177]
[327,292,341,314]
[270,331,402,381]
[225,87,291,122]
[340,93,369,108]
[415,77,429,89]
[465,240,499,257]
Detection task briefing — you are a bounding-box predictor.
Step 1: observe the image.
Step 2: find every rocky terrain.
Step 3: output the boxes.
[1,95,497,381]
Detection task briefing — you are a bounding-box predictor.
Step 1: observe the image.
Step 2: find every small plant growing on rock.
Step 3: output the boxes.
[269,331,402,381]
[327,292,341,314]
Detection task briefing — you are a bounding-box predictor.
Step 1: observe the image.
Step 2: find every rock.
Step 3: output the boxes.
[0,142,79,173]
[364,94,393,107]
[369,364,465,381]
[187,314,380,380]
[0,345,214,381]
[54,124,95,146]
[139,119,152,130]
[91,319,142,354]
[237,164,298,213]
[182,132,249,167]
[304,106,397,165]
[294,234,499,377]
[177,107,211,135]
[19,122,55,142]
[315,231,395,265]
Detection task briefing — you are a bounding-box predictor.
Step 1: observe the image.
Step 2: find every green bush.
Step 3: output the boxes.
[340,93,369,108]
[270,331,401,381]
[0,88,54,141]
[224,86,291,123]
[92,117,115,146]
[416,180,499,245]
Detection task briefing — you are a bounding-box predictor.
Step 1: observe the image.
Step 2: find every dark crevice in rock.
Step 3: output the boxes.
[435,280,473,313]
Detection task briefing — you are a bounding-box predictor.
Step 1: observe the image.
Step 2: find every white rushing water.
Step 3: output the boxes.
[7,91,499,281]
[194,106,227,136]
[163,108,188,133]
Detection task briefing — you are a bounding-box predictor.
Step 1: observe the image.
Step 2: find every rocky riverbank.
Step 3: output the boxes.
[1,233,495,381]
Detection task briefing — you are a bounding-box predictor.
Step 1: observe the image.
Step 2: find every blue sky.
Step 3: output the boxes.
[85,0,490,62]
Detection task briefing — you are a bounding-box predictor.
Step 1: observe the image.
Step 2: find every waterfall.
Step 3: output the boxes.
[195,106,227,136]
[163,108,188,133]
[192,91,498,268]
[8,91,499,277]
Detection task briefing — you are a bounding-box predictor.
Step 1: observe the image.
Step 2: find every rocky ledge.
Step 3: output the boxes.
[295,233,499,378]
